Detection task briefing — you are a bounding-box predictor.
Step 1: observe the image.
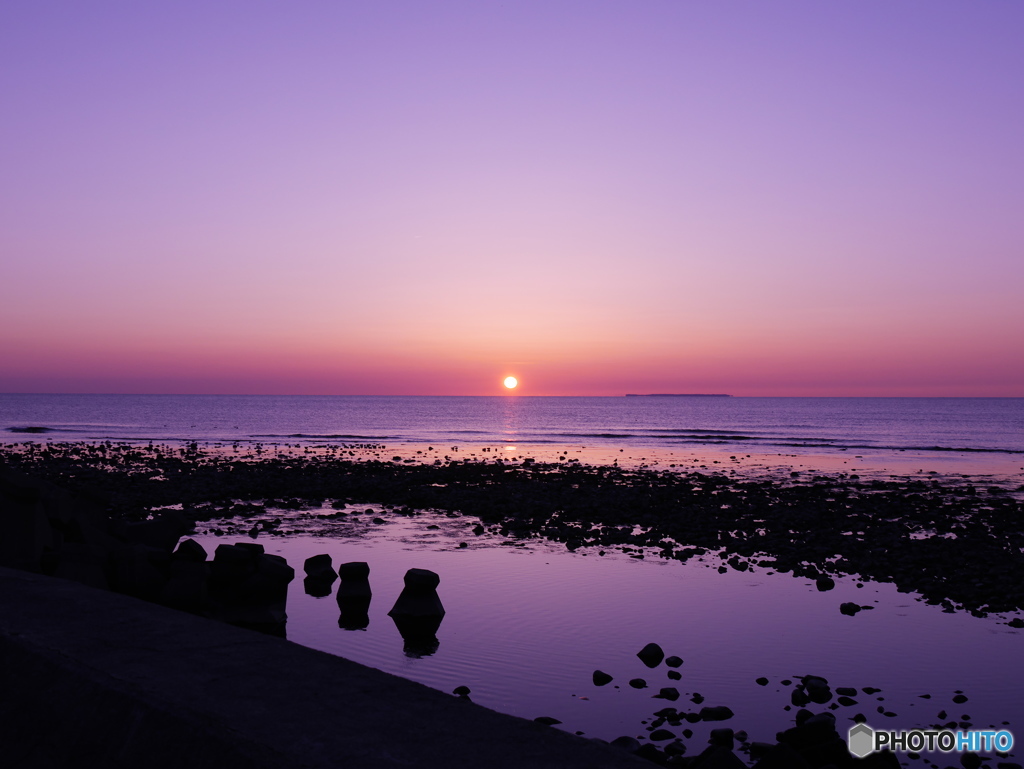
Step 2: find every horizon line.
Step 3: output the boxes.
[2,392,1022,399]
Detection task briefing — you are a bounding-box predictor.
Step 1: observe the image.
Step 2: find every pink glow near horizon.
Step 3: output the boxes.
[1,2,1022,396]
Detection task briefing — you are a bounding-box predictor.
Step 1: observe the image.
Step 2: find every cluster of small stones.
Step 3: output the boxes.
[572,643,1017,768]
[4,441,1023,616]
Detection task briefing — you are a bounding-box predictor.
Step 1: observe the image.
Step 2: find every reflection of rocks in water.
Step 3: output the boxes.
[337,561,372,630]
[304,575,333,598]
[391,614,442,657]
[388,568,445,657]
[337,595,371,630]
[303,553,338,597]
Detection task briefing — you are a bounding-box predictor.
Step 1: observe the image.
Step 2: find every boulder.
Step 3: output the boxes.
[303,553,336,581]
[172,538,208,563]
[389,568,445,657]
[637,642,665,668]
[699,706,734,721]
[160,559,210,614]
[108,542,169,600]
[337,561,372,599]
[388,568,444,619]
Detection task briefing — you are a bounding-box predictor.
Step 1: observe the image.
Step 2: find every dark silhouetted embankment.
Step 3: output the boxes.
[0,566,647,769]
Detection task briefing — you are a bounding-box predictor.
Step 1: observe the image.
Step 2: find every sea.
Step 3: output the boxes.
[3,393,1024,760]
[2,393,1022,461]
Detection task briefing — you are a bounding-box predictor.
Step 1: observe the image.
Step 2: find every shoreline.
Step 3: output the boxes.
[5,435,1023,483]
[2,440,1023,616]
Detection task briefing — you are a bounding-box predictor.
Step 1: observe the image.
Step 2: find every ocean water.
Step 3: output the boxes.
[3,393,1022,460]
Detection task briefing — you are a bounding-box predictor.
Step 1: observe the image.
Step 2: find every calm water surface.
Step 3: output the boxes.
[190,505,1024,758]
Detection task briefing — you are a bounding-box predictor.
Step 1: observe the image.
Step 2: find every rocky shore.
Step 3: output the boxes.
[3,441,1024,766]
[3,441,1023,617]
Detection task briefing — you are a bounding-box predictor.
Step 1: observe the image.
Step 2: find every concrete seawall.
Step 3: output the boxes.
[0,567,644,769]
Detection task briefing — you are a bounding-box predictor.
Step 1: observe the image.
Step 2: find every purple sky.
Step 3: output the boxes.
[2,1,1022,395]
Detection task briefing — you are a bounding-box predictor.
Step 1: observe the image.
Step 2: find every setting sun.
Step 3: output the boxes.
[503,376,518,390]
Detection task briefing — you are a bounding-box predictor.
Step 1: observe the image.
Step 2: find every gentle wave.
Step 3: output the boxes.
[251,433,394,440]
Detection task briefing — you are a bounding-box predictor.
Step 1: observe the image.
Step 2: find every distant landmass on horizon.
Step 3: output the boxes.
[624,393,732,397]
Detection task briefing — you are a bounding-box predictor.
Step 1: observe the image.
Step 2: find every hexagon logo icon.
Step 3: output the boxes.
[848,723,875,758]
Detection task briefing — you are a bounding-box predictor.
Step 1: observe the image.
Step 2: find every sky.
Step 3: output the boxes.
[1,1,1022,396]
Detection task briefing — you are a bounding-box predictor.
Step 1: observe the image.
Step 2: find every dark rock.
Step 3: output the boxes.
[303,553,338,597]
[210,543,257,586]
[708,728,734,749]
[0,480,55,572]
[629,678,648,689]
[52,542,110,591]
[303,553,336,581]
[802,675,832,704]
[109,543,168,601]
[854,750,901,767]
[649,728,675,741]
[815,576,835,591]
[533,716,561,726]
[840,602,862,616]
[749,742,813,768]
[633,743,665,764]
[592,669,613,686]
[755,677,769,686]
[665,655,683,668]
[337,561,371,601]
[667,670,681,681]
[777,712,843,764]
[654,687,680,701]
[638,642,665,668]
[688,745,747,768]
[160,559,209,613]
[115,510,190,552]
[388,568,444,618]
[172,538,207,563]
[663,740,686,757]
[208,544,294,628]
[610,736,642,753]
